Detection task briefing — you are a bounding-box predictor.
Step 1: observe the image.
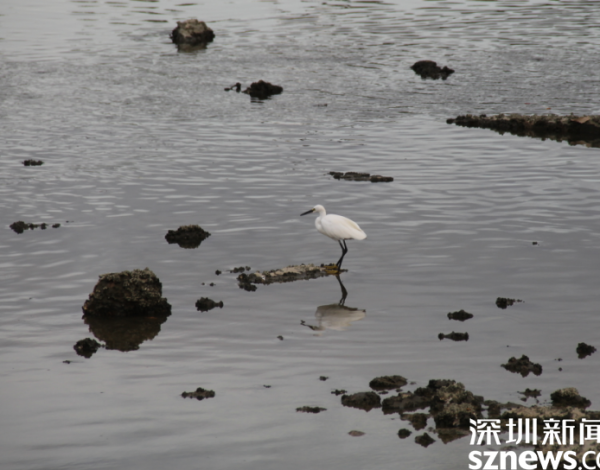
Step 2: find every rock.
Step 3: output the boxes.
[495,297,523,309]
[550,388,591,408]
[341,391,382,412]
[369,375,408,391]
[195,297,223,312]
[170,19,214,51]
[433,402,479,428]
[82,268,172,317]
[23,159,43,166]
[414,432,436,447]
[397,428,412,439]
[165,225,211,249]
[501,355,542,377]
[329,171,394,183]
[403,412,428,430]
[10,220,60,234]
[331,389,347,396]
[181,387,215,400]
[73,338,102,358]
[382,391,430,414]
[517,388,541,401]
[438,331,469,341]
[296,406,326,413]
[411,60,454,80]
[237,264,330,291]
[447,113,600,148]
[242,80,283,99]
[447,309,473,321]
[224,83,241,92]
[577,342,597,359]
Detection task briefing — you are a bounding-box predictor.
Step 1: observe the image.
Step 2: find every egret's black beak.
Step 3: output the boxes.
[300,209,314,216]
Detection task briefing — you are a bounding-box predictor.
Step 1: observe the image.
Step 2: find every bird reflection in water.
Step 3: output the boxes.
[301,275,365,336]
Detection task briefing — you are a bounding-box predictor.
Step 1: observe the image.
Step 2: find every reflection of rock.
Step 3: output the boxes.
[329,171,394,183]
[242,80,283,99]
[73,338,102,358]
[447,113,600,148]
[501,355,542,377]
[83,313,169,351]
[165,225,211,249]
[170,19,215,52]
[82,268,171,317]
[181,387,215,401]
[411,60,454,80]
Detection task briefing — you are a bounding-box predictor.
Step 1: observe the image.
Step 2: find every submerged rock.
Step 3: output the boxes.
[237,264,330,291]
[329,171,394,183]
[82,268,172,317]
[195,297,223,312]
[242,80,283,99]
[181,387,215,400]
[165,225,211,249]
[576,342,597,359]
[501,355,542,377]
[73,338,102,358]
[23,159,43,166]
[341,391,382,412]
[170,19,215,51]
[447,309,473,321]
[447,113,600,147]
[411,60,454,80]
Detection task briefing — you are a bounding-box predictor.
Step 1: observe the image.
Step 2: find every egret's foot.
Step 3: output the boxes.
[324,264,341,275]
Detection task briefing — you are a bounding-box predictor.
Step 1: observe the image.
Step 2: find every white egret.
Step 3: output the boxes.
[300,204,366,272]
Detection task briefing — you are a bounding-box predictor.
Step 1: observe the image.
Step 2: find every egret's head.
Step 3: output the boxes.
[301,204,325,216]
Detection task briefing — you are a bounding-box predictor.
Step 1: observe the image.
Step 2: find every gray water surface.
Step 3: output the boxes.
[2,0,600,469]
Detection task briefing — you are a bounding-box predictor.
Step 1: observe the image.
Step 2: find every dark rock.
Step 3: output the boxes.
[369,375,407,391]
[496,297,523,309]
[550,388,591,408]
[447,113,600,148]
[397,428,412,439]
[10,221,33,233]
[296,406,326,413]
[52,223,61,228]
[501,355,542,377]
[195,297,223,312]
[329,171,393,183]
[415,432,436,447]
[411,60,454,80]
[237,264,330,291]
[165,225,211,249]
[577,342,597,359]
[348,430,365,437]
[181,387,215,400]
[433,403,479,429]
[23,159,44,166]
[225,83,241,92]
[82,268,172,318]
[341,391,382,412]
[230,266,247,273]
[518,388,541,401]
[215,270,222,275]
[382,391,430,414]
[73,338,102,358]
[438,331,469,341]
[243,80,283,99]
[319,376,329,381]
[331,389,347,396]
[170,19,215,51]
[369,175,394,183]
[447,309,474,321]
[403,412,428,430]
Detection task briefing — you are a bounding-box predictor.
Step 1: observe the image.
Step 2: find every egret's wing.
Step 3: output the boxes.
[320,214,367,240]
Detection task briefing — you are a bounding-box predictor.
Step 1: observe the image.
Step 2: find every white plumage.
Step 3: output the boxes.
[301,204,366,271]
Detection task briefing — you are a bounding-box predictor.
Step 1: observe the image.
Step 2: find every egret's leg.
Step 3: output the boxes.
[336,240,348,269]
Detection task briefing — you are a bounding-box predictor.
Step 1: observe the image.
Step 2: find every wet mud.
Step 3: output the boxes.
[447,114,600,147]
[170,19,214,52]
[447,309,473,321]
[195,297,223,312]
[237,264,331,291]
[495,297,523,309]
[10,221,60,233]
[576,342,597,359]
[242,80,283,99]
[73,338,102,358]
[165,225,211,249]
[501,355,542,377]
[23,159,43,166]
[438,331,469,341]
[329,171,393,183]
[411,60,454,80]
[181,387,216,401]
[82,268,171,317]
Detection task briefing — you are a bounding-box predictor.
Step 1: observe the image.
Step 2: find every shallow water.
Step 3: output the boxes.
[2,0,600,469]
